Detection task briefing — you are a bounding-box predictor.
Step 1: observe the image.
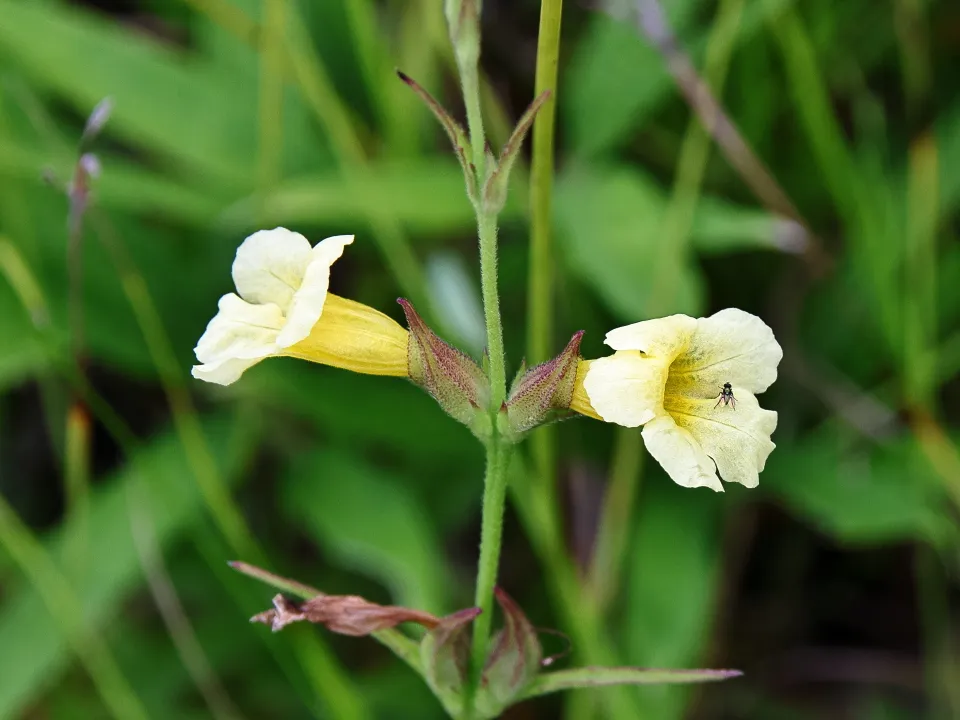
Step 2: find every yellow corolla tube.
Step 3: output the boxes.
[571,309,782,492]
[192,228,408,385]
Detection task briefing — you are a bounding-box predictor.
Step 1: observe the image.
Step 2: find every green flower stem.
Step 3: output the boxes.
[468,442,512,707]
[451,4,517,714]
[467,139,509,714]
[460,61,488,179]
[478,210,507,406]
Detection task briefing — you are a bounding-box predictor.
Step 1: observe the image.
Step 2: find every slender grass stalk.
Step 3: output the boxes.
[343,0,390,134]
[766,2,902,341]
[635,0,816,251]
[94,212,260,563]
[58,354,344,718]
[63,403,91,585]
[0,495,151,720]
[0,237,48,325]
[127,477,245,720]
[393,0,445,154]
[507,460,642,719]
[527,0,562,369]
[892,0,931,122]
[527,0,563,494]
[649,0,744,314]
[763,1,859,221]
[257,0,286,198]
[586,426,644,613]
[87,214,371,719]
[284,12,434,318]
[1,224,362,717]
[915,544,960,718]
[182,0,433,318]
[904,135,938,409]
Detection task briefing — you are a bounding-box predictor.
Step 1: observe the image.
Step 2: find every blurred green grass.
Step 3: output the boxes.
[0,0,958,718]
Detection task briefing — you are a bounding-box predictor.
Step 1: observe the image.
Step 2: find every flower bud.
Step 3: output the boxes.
[445,0,481,68]
[420,589,543,719]
[501,331,584,441]
[481,91,550,215]
[399,298,492,439]
[474,588,543,717]
[421,607,481,717]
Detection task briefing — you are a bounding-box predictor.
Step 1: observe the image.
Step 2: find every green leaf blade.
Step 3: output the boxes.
[519,666,742,701]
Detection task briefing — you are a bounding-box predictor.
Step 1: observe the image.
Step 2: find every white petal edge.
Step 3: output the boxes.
[670,308,783,395]
[232,227,313,311]
[191,356,264,386]
[603,314,697,354]
[277,234,354,348]
[640,414,723,491]
[582,351,666,428]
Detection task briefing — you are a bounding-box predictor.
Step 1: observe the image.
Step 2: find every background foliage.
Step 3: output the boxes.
[0,0,959,718]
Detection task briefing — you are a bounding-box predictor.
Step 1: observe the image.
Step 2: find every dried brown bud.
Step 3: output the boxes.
[251,593,440,636]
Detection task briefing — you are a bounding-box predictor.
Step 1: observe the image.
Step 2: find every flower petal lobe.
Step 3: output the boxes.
[603,314,697,355]
[670,309,782,395]
[583,352,667,427]
[277,235,354,347]
[232,227,313,310]
[664,389,777,488]
[641,414,723,491]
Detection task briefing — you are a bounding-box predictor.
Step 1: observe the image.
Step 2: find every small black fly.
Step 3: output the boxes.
[715,382,736,409]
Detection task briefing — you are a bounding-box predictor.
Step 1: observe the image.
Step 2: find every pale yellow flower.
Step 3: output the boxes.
[192,228,408,385]
[571,309,781,491]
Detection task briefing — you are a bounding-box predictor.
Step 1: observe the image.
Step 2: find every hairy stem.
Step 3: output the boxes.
[478,211,507,406]
[468,442,512,709]
[449,4,512,715]
[461,61,487,180]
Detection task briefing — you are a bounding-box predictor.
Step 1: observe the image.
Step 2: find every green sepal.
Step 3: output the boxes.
[501,331,584,442]
[399,298,491,440]
[473,588,543,717]
[481,91,551,214]
[421,607,482,717]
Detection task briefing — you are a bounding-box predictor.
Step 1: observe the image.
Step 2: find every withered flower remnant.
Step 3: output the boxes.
[251,593,440,636]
